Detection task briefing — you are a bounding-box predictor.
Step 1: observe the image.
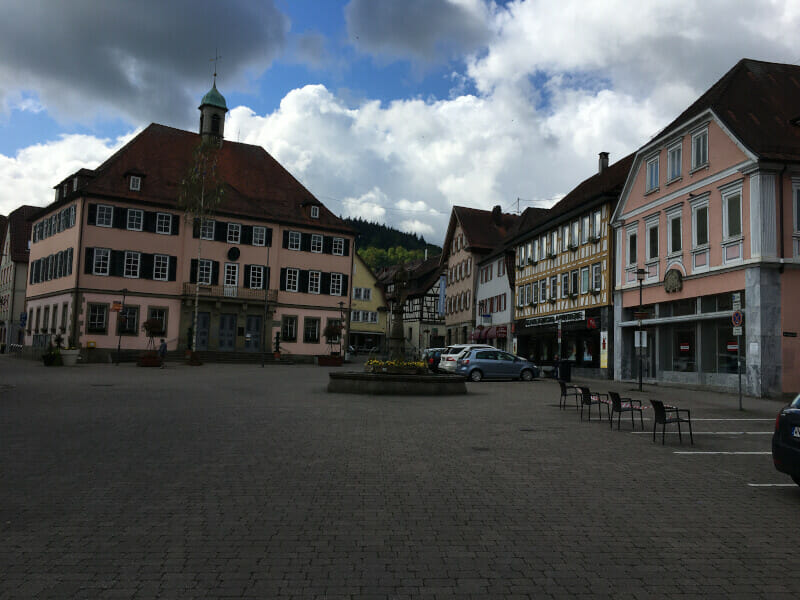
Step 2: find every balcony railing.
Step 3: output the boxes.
[182,283,278,302]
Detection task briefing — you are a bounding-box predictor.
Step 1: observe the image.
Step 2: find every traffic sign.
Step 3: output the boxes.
[732,310,744,327]
[732,292,741,311]
[19,312,27,326]
[733,326,743,336]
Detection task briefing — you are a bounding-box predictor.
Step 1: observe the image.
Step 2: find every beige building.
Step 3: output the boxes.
[349,252,387,352]
[0,206,37,351]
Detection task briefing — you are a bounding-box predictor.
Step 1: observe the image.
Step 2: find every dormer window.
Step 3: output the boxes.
[311,205,319,219]
[73,177,79,191]
[211,114,220,135]
[63,183,68,196]
[129,176,141,191]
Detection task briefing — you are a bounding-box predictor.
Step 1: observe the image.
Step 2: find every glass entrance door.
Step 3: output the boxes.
[195,312,210,351]
[245,315,262,352]
[219,313,236,351]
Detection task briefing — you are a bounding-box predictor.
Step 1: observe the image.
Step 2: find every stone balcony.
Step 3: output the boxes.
[182,282,277,303]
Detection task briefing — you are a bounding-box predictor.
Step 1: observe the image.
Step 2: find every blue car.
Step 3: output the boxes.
[772,392,800,487]
[456,349,539,382]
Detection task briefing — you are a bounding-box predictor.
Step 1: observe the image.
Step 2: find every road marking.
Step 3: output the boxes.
[674,451,771,455]
[631,431,772,435]
[747,483,797,487]
[691,418,774,421]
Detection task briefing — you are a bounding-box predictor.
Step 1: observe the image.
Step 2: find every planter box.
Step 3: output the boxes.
[318,355,344,367]
[137,351,162,367]
[61,349,80,366]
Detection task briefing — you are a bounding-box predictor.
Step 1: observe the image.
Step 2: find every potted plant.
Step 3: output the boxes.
[42,339,62,366]
[318,322,344,366]
[138,319,164,367]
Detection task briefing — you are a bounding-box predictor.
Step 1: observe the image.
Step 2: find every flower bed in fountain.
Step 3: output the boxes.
[328,359,466,395]
[364,359,426,375]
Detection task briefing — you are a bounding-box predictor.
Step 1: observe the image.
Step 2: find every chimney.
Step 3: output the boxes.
[598,152,609,173]
[491,205,502,226]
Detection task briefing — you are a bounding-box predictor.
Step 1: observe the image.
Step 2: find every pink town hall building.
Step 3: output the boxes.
[24,81,354,361]
[612,59,800,397]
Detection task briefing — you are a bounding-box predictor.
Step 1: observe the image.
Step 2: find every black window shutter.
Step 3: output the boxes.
[241,226,253,245]
[111,251,125,277]
[68,248,74,275]
[321,272,331,294]
[343,239,350,256]
[322,236,333,254]
[113,207,126,229]
[280,267,287,291]
[143,211,157,233]
[170,215,180,235]
[300,233,311,252]
[190,259,198,283]
[282,230,289,248]
[30,263,34,284]
[192,218,200,238]
[168,256,177,281]
[243,265,252,288]
[140,253,154,280]
[342,274,349,295]
[266,228,273,247]
[87,204,97,226]
[214,221,227,242]
[265,266,271,288]
[85,248,94,274]
[211,261,220,285]
[299,269,309,293]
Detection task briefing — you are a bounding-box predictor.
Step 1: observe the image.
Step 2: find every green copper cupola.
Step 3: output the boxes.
[199,81,228,146]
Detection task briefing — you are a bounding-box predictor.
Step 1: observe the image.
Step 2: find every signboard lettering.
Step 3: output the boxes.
[524,310,585,328]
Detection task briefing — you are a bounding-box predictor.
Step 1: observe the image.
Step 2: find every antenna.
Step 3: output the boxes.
[210,49,222,85]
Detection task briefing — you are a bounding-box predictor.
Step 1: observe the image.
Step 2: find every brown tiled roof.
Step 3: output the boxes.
[454,206,519,251]
[46,123,353,234]
[655,58,800,162]
[480,207,550,263]
[6,205,38,262]
[0,216,7,258]
[376,255,443,298]
[509,154,634,243]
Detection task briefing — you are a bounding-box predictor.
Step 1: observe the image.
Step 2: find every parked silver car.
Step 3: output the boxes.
[438,344,495,373]
[456,349,539,382]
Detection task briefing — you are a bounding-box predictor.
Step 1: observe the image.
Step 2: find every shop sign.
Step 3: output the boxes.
[111,301,122,312]
[496,325,508,338]
[587,317,599,330]
[679,342,690,353]
[600,331,608,369]
[524,310,585,329]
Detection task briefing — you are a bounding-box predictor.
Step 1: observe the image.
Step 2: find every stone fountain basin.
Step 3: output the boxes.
[327,371,467,395]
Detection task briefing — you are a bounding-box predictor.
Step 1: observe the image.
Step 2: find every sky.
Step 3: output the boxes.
[1,0,799,245]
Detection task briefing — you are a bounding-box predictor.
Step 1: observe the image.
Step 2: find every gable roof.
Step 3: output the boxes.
[6,205,38,263]
[654,58,800,162]
[0,215,7,257]
[440,205,519,265]
[508,154,634,245]
[480,206,550,264]
[37,123,353,234]
[376,255,443,299]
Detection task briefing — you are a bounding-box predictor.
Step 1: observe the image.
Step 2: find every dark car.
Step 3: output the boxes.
[422,347,446,373]
[455,349,539,382]
[772,393,800,487]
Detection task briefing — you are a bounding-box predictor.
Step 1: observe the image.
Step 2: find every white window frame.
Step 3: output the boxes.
[570,269,579,296]
[353,287,362,300]
[253,226,266,247]
[592,210,601,240]
[227,223,241,244]
[561,272,569,299]
[550,276,558,300]
[592,263,602,291]
[550,231,557,256]
[330,273,343,296]
[124,251,141,279]
[571,221,579,248]
[126,209,143,231]
[69,205,76,227]
[722,189,743,241]
[690,194,710,248]
[308,270,321,294]
[645,217,659,261]
[88,304,107,333]
[200,219,215,240]
[332,237,345,256]
[153,255,169,281]
[310,234,323,253]
[288,231,301,250]
[129,175,141,191]
[646,156,659,192]
[581,215,590,244]
[362,288,371,301]
[561,224,569,251]
[691,127,708,170]
[286,268,299,292]
[93,248,110,276]
[310,205,319,219]
[156,213,172,235]
[96,205,113,228]
[666,206,683,256]
[198,259,213,285]
[580,267,589,294]
[224,263,239,287]
[667,141,682,182]
[250,265,264,290]
[626,229,638,267]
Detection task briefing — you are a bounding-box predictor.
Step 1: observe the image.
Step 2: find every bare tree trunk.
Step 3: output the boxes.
[191,180,205,353]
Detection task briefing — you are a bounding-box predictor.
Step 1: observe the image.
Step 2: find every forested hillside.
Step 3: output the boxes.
[345,217,441,271]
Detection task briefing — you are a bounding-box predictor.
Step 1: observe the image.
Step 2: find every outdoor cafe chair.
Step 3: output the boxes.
[558,380,580,411]
[608,391,644,430]
[578,387,610,422]
[650,399,693,445]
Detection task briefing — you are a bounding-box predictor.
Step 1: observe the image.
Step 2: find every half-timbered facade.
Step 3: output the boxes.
[509,153,633,377]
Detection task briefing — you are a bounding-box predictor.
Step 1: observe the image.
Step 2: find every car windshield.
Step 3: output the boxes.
[791,393,800,408]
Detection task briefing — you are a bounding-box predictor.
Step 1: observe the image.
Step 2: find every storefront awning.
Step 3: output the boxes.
[470,328,482,341]
[485,326,497,339]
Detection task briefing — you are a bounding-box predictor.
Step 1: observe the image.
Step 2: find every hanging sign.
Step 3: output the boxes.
[111,301,123,312]
[679,342,690,353]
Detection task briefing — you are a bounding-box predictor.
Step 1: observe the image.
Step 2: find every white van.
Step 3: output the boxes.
[438,343,496,373]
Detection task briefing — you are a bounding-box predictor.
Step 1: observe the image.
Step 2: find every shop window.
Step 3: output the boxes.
[672,327,696,372]
[282,316,297,341]
[117,306,139,335]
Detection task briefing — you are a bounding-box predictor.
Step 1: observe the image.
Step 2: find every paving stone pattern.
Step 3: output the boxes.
[1,357,798,599]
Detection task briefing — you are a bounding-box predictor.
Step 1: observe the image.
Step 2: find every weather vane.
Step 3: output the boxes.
[210,49,222,84]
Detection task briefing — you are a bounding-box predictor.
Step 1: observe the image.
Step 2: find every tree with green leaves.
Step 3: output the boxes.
[178,140,226,354]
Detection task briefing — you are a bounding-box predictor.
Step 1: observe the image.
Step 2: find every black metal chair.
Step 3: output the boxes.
[608,391,644,430]
[558,380,580,411]
[578,387,610,422]
[650,399,693,445]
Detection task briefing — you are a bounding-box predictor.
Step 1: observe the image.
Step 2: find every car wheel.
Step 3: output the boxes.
[520,369,534,382]
[469,369,483,382]
[793,474,800,487]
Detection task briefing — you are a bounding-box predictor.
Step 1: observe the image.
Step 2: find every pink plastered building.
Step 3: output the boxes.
[24,82,354,361]
[612,59,800,396]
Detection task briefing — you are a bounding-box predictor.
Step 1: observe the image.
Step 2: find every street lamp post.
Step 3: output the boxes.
[115,288,128,366]
[338,301,345,357]
[635,268,646,392]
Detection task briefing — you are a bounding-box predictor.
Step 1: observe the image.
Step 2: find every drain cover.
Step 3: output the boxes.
[519,428,535,432]
[470,446,490,452]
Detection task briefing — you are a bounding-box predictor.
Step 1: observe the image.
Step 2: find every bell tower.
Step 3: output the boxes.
[198,55,228,146]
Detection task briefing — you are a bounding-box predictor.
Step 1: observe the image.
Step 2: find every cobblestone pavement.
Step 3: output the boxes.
[1,356,798,599]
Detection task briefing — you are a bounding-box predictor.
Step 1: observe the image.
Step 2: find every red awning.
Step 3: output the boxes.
[470,329,482,340]
[485,326,497,339]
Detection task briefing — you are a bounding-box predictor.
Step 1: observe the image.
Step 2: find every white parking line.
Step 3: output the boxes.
[631,431,772,435]
[747,483,797,487]
[674,451,771,455]
[691,418,774,421]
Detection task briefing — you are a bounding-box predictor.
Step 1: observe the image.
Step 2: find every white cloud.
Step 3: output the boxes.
[340,187,389,222]
[399,219,435,236]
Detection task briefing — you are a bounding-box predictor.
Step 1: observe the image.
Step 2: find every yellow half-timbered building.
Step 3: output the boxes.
[509,153,633,378]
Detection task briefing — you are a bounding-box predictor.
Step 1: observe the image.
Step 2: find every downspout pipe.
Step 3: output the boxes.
[778,164,787,273]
